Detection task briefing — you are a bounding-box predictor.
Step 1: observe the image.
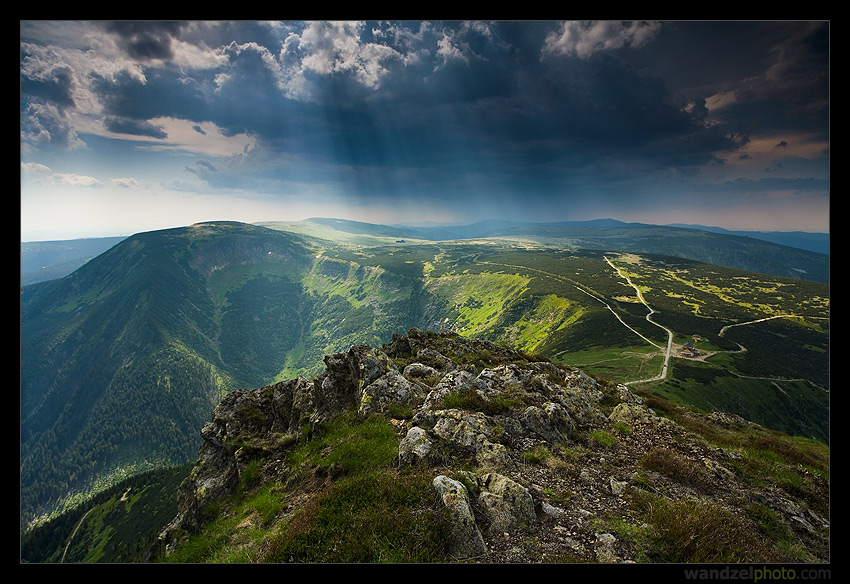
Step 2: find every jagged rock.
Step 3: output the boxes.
[432,475,487,560]
[610,477,627,495]
[432,410,498,450]
[616,384,644,405]
[474,435,512,471]
[475,473,537,535]
[398,426,433,465]
[608,402,656,424]
[270,376,314,435]
[155,329,829,564]
[359,369,421,416]
[541,500,566,518]
[519,402,575,443]
[707,411,755,428]
[559,372,607,426]
[313,345,396,422]
[402,362,441,380]
[422,369,476,409]
[702,457,736,480]
[594,532,619,563]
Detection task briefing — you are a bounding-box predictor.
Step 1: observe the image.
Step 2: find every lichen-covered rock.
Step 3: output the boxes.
[398,426,433,465]
[312,345,396,422]
[559,372,607,426]
[595,532,619,563]
[270,376,315,435]
[402,362,441,380]
[422,369,476,409]
[608,402,656,424]
[475,472,537,534]
[359,369,420,416]
[432,475,487,560]
[474,435,512,471]
[519,402,575,443]
[432,410,500,450]
[157,328,830,564]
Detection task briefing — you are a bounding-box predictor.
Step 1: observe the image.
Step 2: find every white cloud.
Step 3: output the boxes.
[33,173,102,187]
[110,177,144,189]
[21,162,51,173]
[131,117,257,157]
[278,21,405,99]
[543,21,661,58]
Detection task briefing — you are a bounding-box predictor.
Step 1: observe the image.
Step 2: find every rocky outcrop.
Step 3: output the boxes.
[157,328,830,563]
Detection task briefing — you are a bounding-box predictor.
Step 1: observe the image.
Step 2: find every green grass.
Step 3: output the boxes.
[259,470,452,562]
[589,430,617,448]
[625,491,780,563]
[441,385,522,415]
[554,345,664,384]
[286,411,398,475]
[640,446,713,491]
[264,409,454,562]
[164,410,455,563]
[522,445,552,464]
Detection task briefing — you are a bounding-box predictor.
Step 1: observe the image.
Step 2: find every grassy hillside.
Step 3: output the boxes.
[20,220,829,533]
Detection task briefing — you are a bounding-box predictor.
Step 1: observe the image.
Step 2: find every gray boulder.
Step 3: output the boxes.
[432,475,487,560]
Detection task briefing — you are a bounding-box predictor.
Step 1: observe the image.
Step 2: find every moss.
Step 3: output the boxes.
[589,430,617,449]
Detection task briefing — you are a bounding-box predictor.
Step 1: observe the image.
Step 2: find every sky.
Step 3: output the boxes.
[20,20,830,241]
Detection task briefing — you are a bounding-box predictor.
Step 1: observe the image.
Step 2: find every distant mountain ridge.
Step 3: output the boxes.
[23,218,828,286]
[299,217,829,283]
[666,223,829,255]
[21,237,128,286]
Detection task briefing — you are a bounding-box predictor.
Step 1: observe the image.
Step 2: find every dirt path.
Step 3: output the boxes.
[61,507,94,563]
[718,314,802,337]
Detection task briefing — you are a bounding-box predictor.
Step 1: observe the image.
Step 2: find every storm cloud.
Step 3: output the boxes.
[20,20,830,238]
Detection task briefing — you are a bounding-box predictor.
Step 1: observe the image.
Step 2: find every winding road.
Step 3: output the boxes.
[478,256,817,389]
[603,256,674,385]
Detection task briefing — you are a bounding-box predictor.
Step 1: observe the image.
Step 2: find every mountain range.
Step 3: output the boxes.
[20,218,829,538]
[22,218,828,286]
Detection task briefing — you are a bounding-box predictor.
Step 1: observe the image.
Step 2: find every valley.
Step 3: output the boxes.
[20,219,829,536]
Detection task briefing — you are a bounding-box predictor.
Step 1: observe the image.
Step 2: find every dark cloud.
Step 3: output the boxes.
[103,21,189,61]
[104,117,168,139]
[20,63,75,111]
[90,68,210,122]
[20,21,830,232]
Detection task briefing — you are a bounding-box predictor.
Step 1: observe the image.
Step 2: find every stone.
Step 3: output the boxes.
[432,475,487,560]
[398,426,433,465]
[476,473,537,534]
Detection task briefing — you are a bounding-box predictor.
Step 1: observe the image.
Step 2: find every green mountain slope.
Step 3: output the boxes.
[20,220,829,533]
[269,218,829,284]
[475,222,829,284]
[20,222,313,527]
